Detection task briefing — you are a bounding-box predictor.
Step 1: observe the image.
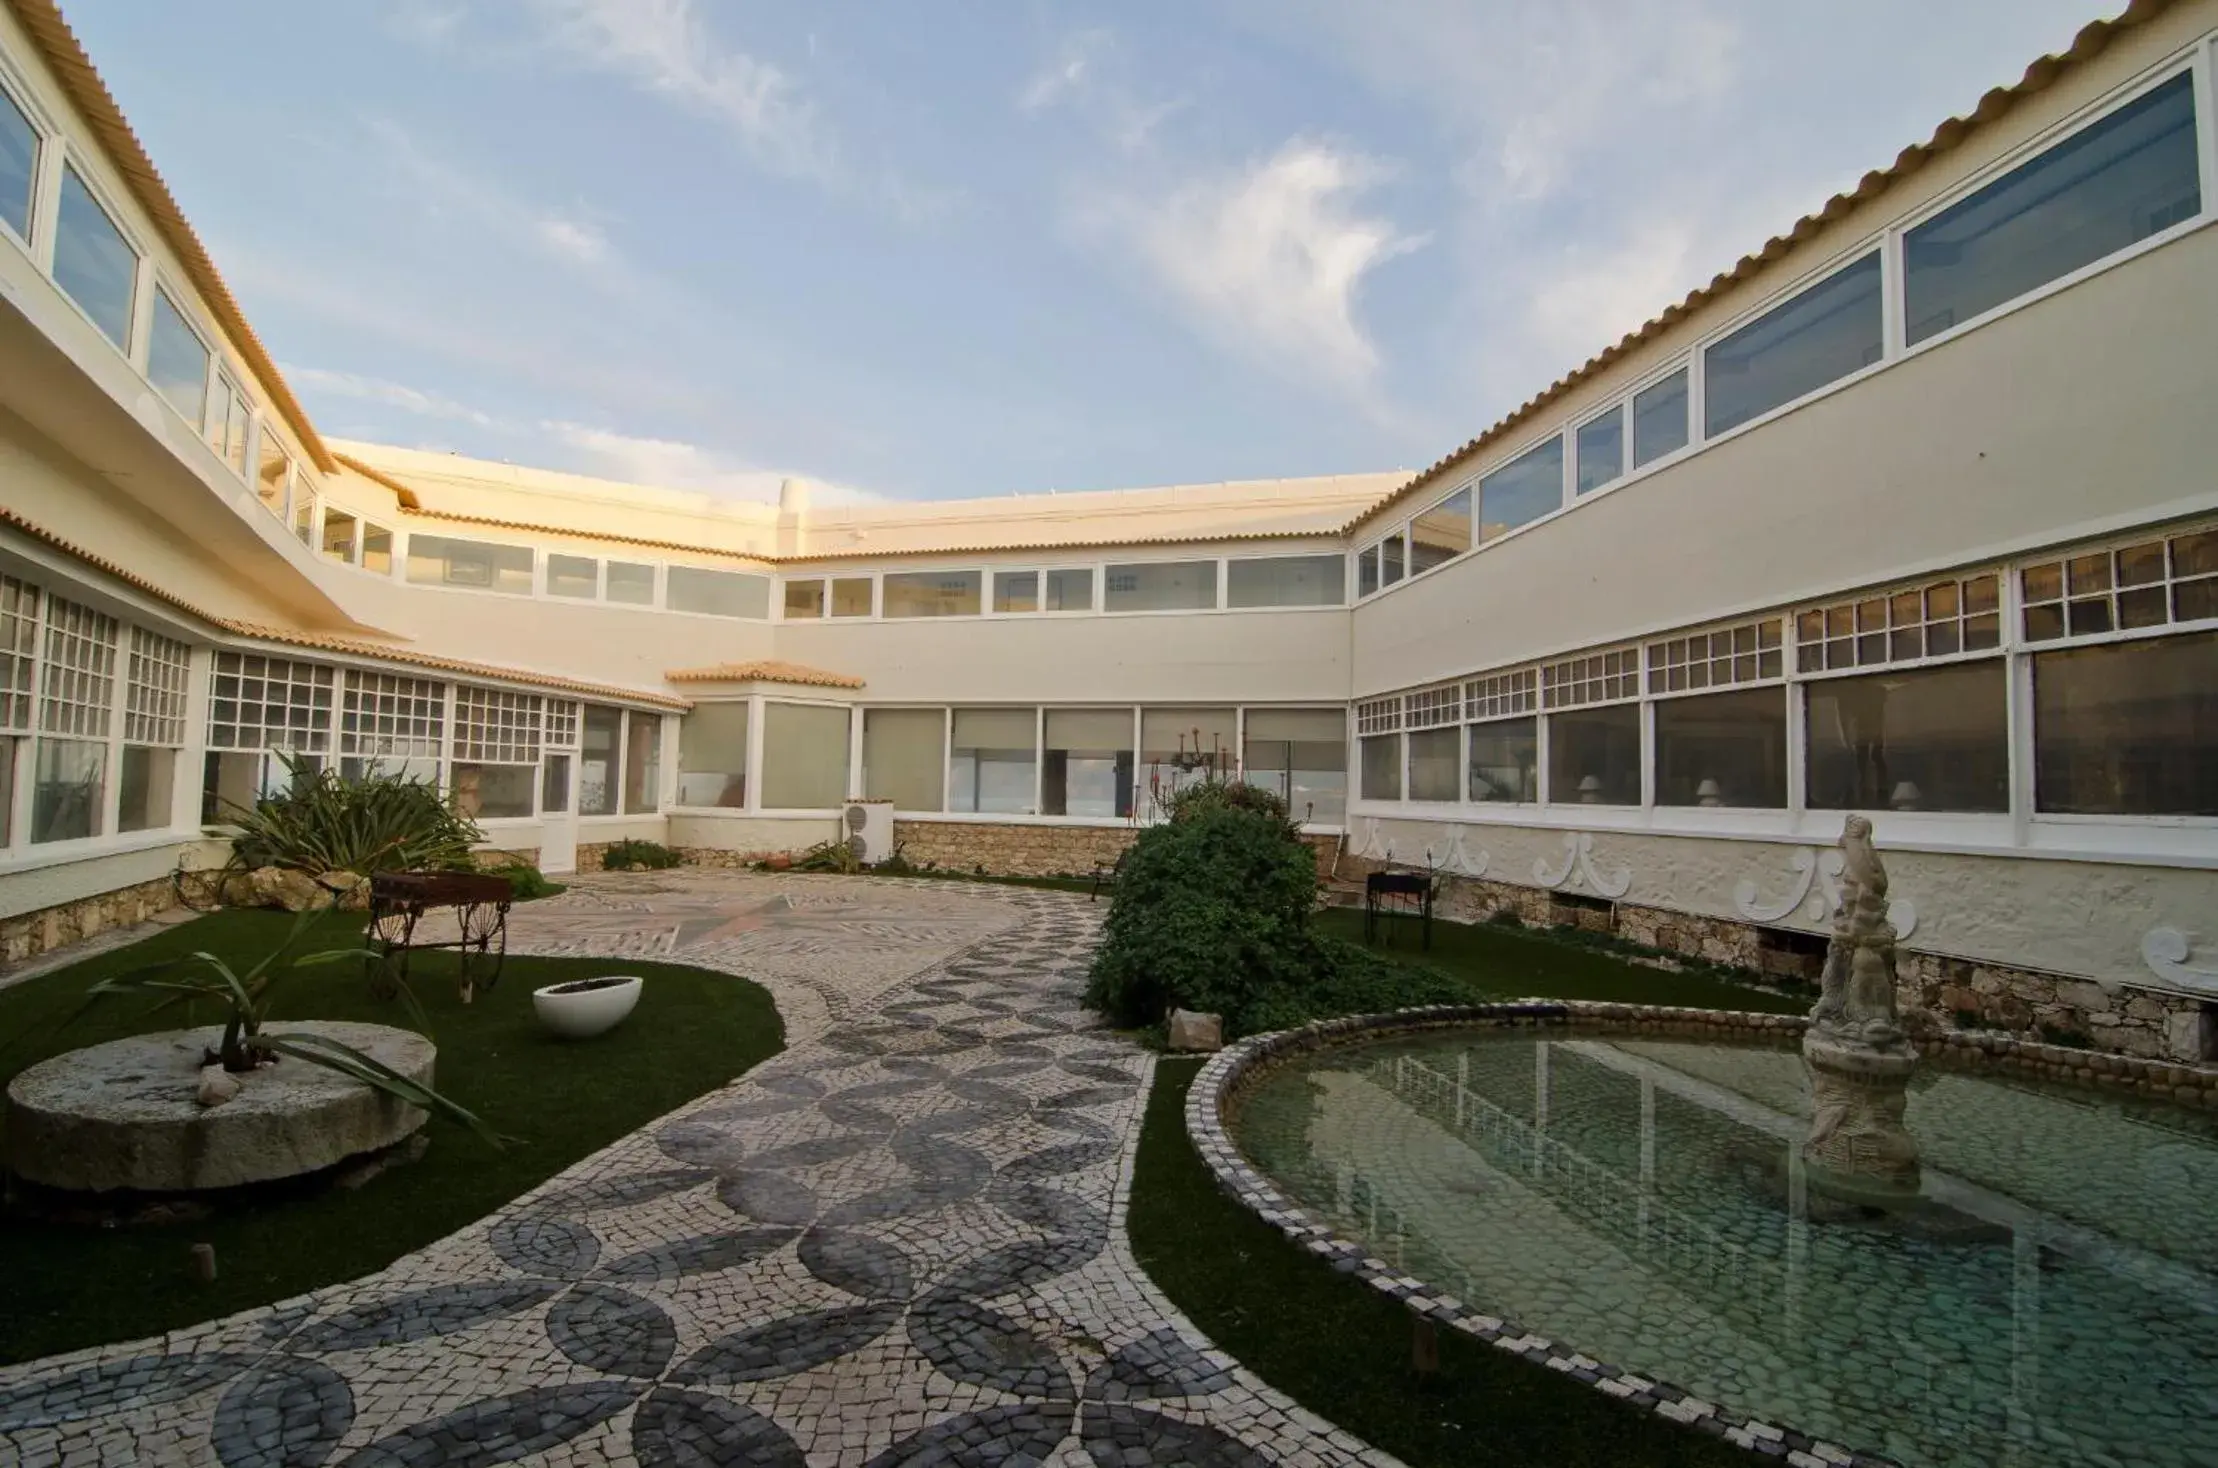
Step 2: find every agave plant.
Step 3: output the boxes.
[67,911,506,1148]
[224,754,484,877]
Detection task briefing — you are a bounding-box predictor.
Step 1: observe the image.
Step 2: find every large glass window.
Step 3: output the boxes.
[1548,705,1641,806]
[33,739,105,842]
[884,570,981,618]
[580,704,620,815]
[1479,435,1564,542]
[407,534,533,594]
[1655,687,1787,808]
[1575,409,1622,495]
[548,555,598,599]
[1043,708,1133,818]
[1227,554,1343,608]
[1358,546,1380,599]
[1379,534,1405,587]
[208,376,250,479]
[2034,631,2217,816]
[1632,369,1689,468]
[668,567,769,619]
[1105,561,1217,612]
[1044,568,1093,611]
[120,628,190,834]
[320,509,358,565]
[1907,73,2200,346]
[607,562,656,605]
[34,597,116,842]
[1142,707,1236,805]
[54,166,136,349]
[864,708,945,812]
[760,703,848,808]
[148,291,209,428]
[339,671,442,785]
[255,432,291,519]
[1409,489,1471,573]
[951,708,1036,814]
[1805,661,2008,813]
[992,571,1038,613]
[0,85,33,243]
[451,763,534,819]
[362,524,393,576]
[784,579,826,619]
[1467,716,1537,803]
[452,687,540,820]
[677,701,749,807]
[1705,253,1882,437]
[1359,732,1402,801]
[1407,728,1460,802]
[1243,708,1347,825]
[624,711,662,812]
[832,576,874,616]
[291,493,316,546]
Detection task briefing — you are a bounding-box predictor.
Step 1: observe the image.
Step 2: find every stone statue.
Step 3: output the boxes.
[1809,814,1901,1046]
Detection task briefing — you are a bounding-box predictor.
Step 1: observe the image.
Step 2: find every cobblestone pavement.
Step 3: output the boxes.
[0,874,1400,1468]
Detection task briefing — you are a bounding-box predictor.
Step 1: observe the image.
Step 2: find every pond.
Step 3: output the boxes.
[1231,1029,2218,1468]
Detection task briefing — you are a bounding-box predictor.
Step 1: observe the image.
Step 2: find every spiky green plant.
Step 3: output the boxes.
[224,754,483,877]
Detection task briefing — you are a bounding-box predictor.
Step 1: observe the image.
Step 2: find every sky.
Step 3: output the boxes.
[67,0,2115,504]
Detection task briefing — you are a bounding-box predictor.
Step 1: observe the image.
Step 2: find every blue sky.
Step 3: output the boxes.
[70,0,2111,503]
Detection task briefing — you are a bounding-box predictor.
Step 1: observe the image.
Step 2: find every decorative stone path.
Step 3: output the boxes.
[0,874,1400,1468]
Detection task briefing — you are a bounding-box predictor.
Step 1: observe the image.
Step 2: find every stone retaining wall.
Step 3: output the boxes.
[0,877,178,969]
[891,821,1138,878]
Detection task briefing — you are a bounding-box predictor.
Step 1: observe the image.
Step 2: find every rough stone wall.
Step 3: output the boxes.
[0,877,178,969]
[892,821,1137,879]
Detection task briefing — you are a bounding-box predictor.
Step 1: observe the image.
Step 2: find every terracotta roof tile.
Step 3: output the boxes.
[665,660,864,689]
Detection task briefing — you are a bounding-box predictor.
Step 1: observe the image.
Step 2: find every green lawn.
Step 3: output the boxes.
[0,909,781,1365]
[1133,1059,1751,1468]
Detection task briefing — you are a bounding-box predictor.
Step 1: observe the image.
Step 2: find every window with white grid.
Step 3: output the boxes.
[342,670,445,759]
[1465,669,1536,719]
[208,652,336,751]
[454,687,542,763]
[1355,696,1402,735]
[38,597,117,736]
[2018,525,2217,643]
[1795,573,2001,673]
[0,575,38,733]
[124,629,192,745]
[1404,685,1461,729]
[545,699,580,748]
[1541,647,1639,709]
[1647,618,1783,694]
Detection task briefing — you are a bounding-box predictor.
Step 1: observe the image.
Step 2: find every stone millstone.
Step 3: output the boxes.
[5,1022,436,1193]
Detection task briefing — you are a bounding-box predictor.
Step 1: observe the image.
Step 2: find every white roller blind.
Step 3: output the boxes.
[1044,709,1132,752]
[761,703,850,808]
[864,708,945,812]
[1245,708,1346,743]
[1141,707,1235,756]
[953,708,1035,751]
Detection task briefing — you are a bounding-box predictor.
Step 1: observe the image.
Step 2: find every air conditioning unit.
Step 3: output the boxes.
[842,799,895,864]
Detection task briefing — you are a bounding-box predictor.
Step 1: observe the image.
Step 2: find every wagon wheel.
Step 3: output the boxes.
[456,900,511,1003]
[365,902,418,1001]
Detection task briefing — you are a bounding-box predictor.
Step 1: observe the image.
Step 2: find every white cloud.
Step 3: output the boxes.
[1019,29,1184,153]
[1084,141,1425,396]
[540,421,888,506]
[533,215,611,267]
[283,365,505,428]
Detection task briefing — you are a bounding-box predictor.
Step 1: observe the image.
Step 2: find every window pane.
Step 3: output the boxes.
[1227,554,1344,608]
[783,579,826,618]
[1043,708,1134,817]
[1548,705,1640,806]
[831,576,874,616]
[580,705,621,814]
[1467,715,1537,803]
[2034,631,2217,815]
[362,524,393,576]
[33,737,104,841]
[1409,489,1471,573]
[884,570,982,617]
[0,85,33,242]
[541,753,570,815]
[0,734,13,844]
[677,701,749,807]
[1479,436,1564,542]
[319,509,357,564]
[1632,369,1690,468]
[452,763,534,819]
[607,562,656,605]
[548,554,598,598]
[54,166,136,348]
[1104,561,1216,612]
[1805,661,2008,812]
[1576,409,1623,494]
[864,707,945,812]
[1380,535,1405,588]
[1655,687,1787,808]
[256,431,291,518]
[1407,727,1460,802]
[1044,568,1093,611]
[1358,546,1380,599]
[1907,74,2200,346]
[993,570,1038,613]
[951,707,1036,814]
[222,386,250,478]
[1142,706,1236,806]
[1705,253,1883,437]
[148,292,209,428]
[668,566,769,618]
[406,534,533,594]
[291,493,315,545]
[1243,708,1346,824]
[761,703,848,808]
[623,712,662,812]
[1359,732,1402,801]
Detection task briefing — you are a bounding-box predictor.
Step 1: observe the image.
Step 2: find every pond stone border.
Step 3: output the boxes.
[1186,999,2216,1468]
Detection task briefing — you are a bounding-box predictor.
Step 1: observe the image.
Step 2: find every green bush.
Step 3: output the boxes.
[492,860,564,901]
[226,755,481,875]
[1156,777,1293,827]
[601,839,681,871]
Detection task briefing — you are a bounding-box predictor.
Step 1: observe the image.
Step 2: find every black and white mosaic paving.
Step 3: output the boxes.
[0,875,1399,1468]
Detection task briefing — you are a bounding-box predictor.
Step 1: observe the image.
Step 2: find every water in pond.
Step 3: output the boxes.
[1231,1031,2218,1468]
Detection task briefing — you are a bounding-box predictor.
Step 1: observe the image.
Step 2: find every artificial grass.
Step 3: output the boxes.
[0,909,780,1364]
[1132,1059,1752,1468]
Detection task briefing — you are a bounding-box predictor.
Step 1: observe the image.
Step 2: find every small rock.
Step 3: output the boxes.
[248,866,327,913]
[196,1066,242,1107]
[316,870,370,912]
[1166,1009,1224,1053]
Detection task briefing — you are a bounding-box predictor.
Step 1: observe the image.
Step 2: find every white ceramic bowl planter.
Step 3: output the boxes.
[533,976,643,1039]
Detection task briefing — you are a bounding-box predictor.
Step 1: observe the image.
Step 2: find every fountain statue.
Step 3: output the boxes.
[1801,815,1922,1203]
